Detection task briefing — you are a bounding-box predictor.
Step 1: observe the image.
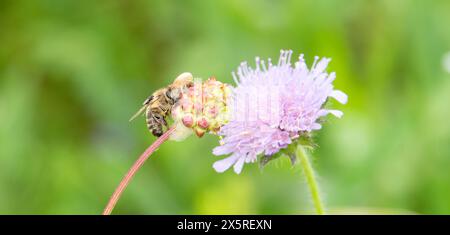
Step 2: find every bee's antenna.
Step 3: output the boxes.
[129,105,147,122]
[129,95,153,122]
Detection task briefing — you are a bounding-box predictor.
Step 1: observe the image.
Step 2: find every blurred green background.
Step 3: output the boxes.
[1,0,450,215]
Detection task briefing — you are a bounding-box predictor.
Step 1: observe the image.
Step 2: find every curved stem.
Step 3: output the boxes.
[296,145,325,215]
[102,126,176,215]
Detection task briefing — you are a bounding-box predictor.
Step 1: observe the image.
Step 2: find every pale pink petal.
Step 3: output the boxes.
[330,90,348,104]
[212,154,240,173]
[233,156,246,174]
[317,110,329,117]
[327,109,344,118]
[212,145,234,156]
[313,58,331,74]
[311,123,322,130]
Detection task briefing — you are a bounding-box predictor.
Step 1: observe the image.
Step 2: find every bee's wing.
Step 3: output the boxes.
[129,95,153,122]
[129,105,148,122]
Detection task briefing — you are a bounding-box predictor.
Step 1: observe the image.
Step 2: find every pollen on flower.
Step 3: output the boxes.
[170,76,232,141]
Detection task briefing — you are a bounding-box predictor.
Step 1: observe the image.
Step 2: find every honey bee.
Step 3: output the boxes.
[130,72,194,137]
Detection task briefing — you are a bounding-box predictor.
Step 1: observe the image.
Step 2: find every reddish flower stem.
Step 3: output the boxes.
[102,126,176,215]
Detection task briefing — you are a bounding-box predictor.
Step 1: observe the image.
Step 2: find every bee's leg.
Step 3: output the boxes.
[153,113,166,126]
[162,116,168,128]
[152,128,163,137]
[150,119,163,137]
[159,116,170,133]
[151,113,168,134]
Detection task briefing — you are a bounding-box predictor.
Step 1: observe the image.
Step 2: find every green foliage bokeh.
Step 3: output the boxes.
[1,0,450,214]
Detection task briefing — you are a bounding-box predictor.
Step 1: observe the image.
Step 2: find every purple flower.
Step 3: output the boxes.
[212,50,347,174]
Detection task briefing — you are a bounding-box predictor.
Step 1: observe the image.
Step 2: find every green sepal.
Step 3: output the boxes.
[259,133,316,168]
[259,152,284,168]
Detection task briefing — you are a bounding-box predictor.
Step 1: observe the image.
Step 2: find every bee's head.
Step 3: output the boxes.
[166,73,192,101]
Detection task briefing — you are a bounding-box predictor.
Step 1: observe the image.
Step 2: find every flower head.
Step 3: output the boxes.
[170,76,231,141]
[212,50,347,174]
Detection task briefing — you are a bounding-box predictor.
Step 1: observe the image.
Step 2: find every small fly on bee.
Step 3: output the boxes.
[129,72,194,137]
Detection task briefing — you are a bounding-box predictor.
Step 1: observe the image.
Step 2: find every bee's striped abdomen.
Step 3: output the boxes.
[145,107,161,137]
